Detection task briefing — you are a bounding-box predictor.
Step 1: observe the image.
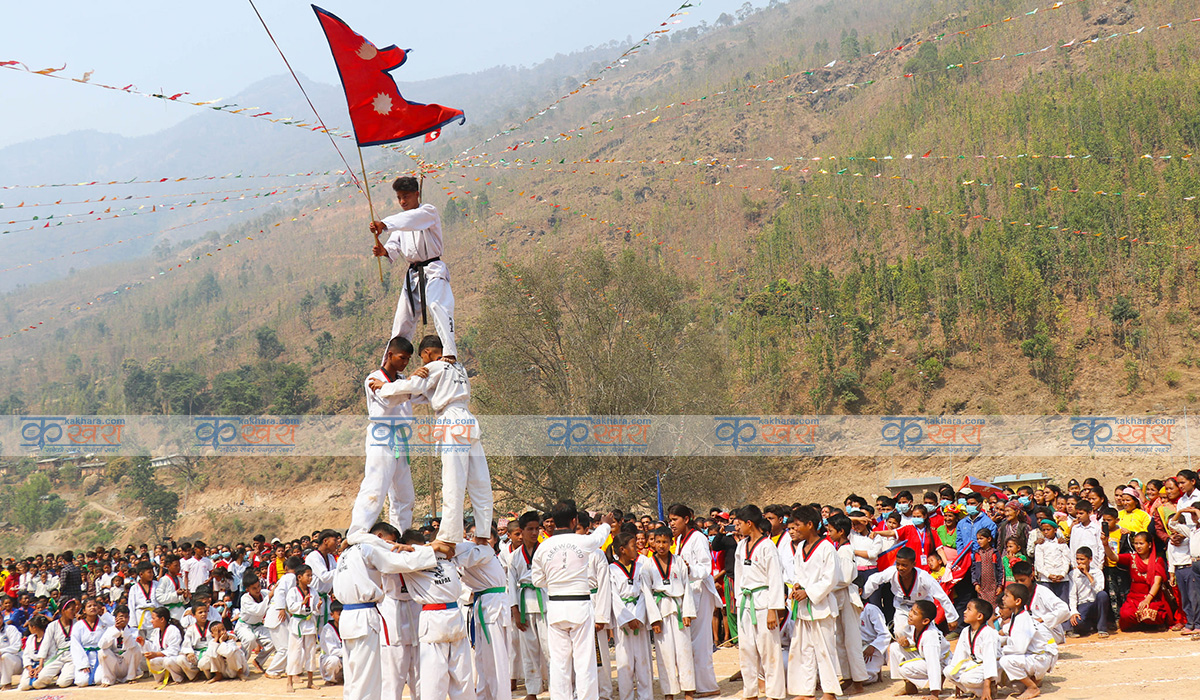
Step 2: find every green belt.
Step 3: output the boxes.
[394,427,410,462]
[292,613,312,620]
[590,588,598,595]
[318,591,331,630]
[619,596,641,635]
[653,592,685,630]
[518,583,544,625]
[474,586,507,644]
[789,587,813,621]
[166,602,185,608]
[740,586,768,626]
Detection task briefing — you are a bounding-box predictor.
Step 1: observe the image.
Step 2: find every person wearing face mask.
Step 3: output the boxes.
[869,505,942,572]
[927,486,956,531]
[893,491,915,527]
[950,493,997,616]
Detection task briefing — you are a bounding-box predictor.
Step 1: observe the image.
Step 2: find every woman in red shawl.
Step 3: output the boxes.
[1105,530,1171,631]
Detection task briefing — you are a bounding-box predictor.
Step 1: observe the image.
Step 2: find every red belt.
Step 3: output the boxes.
[422,602,459,611]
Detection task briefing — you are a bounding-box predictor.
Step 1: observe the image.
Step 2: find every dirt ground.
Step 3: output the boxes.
[30,629,1199,700]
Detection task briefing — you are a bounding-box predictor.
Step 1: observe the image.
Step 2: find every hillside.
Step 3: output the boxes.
[3,0,1200,547]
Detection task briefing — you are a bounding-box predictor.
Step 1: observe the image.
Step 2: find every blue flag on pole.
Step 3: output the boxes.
[656,470,665,522]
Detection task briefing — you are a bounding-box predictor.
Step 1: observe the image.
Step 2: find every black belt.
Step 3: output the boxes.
[549,594,591,602]
[406,256,441,325]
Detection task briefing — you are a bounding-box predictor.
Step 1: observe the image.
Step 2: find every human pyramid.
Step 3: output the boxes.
[5,180,1135,700]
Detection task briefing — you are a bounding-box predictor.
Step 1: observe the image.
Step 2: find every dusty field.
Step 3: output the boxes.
[29,629,1199,700]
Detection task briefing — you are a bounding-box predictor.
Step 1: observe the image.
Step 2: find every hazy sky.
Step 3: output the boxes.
[0,0,742,150]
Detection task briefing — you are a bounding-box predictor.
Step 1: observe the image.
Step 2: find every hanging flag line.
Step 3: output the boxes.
[457,0,1094,160]
[0,169,345,191]
[2,160,431,278]
[0,181,340,210]
[0,194,358,342]
[1,187,328,273]
[439,164,1193,297]
[458,1,699,157]
[464,150,1198,171]
[447,15,1200,165]
[1,183,337,232]
[460,161,1200,205]
[0,60,361,140]
[440,177,736,275]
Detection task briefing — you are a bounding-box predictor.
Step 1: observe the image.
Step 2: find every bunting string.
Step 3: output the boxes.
[1,188,331,272]
[457,0,1096,159]
[0,169,346,190]
[458,1,699,157]
[448,15,1200,165]
[0,181,340,210]
[459,161,1200,205]
[0,194,358,341]
[1,183,337,234]
[0,60,358,139]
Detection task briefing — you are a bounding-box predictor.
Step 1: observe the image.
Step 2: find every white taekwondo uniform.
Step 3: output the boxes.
[234,588,273,666]
[96,623,143,685]
[998,610,1058,684]
[127,579,157,635]
[589,547,614,700]
[1028,581,1070,644]
[306,549,339,628]
[145,623,191,683]
[858,603,891,684]
[675,527,721,695]
[787,538,841,699]
[831,540,868,685]
[69,617,109,686]
[735,535,785,699]
[209,627,249,680]
[508,543,549,696]
[944,624,999,696]
[375,360,492,544]
[887,624,951,692]
[530,524,611,700]
[154,573,187,621]
[609,557,660,700]
[285,585,323,676]
[333,539,438,700]
[0,621,21,687]
[33,617,75,689]
[863,565,959,634]
[263,571,295,677]
[403,543,493,700]
[458,544,511,700]
[381,203,457,358]
[380,570,421,700]
[319,621,343,683]
[646,551,696,696]
[352,366,421,539]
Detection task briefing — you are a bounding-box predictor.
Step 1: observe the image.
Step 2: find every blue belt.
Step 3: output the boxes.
[341,602,378,611]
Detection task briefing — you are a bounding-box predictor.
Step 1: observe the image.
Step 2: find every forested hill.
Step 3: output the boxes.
[2,0,1200,510]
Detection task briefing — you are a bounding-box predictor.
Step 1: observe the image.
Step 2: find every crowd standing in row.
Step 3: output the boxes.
[1,471,1196,700]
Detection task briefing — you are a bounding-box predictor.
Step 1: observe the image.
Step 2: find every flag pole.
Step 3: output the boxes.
[358,145,385,287]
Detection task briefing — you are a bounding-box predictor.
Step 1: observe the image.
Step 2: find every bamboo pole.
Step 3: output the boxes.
[358,146,385,287]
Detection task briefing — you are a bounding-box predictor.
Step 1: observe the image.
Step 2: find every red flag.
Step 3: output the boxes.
[312,5,465,146]
[425,128,441,144]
